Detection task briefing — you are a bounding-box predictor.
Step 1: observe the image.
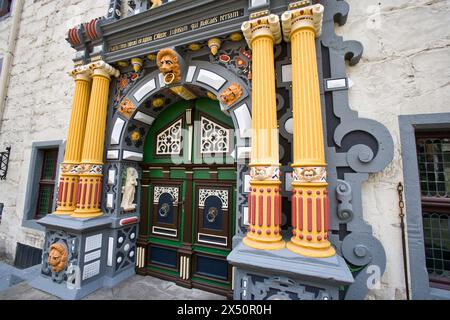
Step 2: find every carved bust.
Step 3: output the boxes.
[157,48,181,85]
[220,83,243,106]
[48,242,68,273]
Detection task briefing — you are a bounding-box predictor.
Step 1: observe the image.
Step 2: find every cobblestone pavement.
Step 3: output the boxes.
[0,273,226,300]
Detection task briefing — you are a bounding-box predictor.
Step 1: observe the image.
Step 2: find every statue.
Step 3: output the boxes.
[157,48,181,85]
[220,83,243,106]
[48,242,68,273]
[121,167,139,211]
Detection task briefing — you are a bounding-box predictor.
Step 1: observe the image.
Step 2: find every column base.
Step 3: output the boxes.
[286,238,336,258]
[243,235,285,251]
[53,209,74,216]
[71,209,103,219]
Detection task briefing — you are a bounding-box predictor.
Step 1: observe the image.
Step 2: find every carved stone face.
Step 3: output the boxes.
[157,49,181,85]
[119,98,136,118]
[159,56,175,74]
[47,243,68,273]
[302,169,316,181]
[220,83,243,106]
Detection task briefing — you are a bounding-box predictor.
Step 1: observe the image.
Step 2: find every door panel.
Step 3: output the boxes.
[150,181,183,240]
[195,182,234,249]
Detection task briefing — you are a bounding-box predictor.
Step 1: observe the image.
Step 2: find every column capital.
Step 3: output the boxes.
[281,3,324,41]
[241,13,282,48]
[69,65,92,81]
[88,60,120,79]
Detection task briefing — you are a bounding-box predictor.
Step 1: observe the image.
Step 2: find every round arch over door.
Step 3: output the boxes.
[102,59,251,298]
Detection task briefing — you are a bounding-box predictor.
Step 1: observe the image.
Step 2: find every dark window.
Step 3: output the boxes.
[416,132,450,290]
[0,0,12,18]
[35,149,58,219]
[14,243,42,269]
[0,202,3,224]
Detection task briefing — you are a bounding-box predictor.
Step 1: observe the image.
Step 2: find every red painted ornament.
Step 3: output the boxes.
[219,54,231,63]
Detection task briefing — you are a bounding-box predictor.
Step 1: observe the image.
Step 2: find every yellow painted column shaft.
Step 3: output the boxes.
[284,4,335,258]
[241,14,285,250]
[72,62,119,219]
[54,67,92,215]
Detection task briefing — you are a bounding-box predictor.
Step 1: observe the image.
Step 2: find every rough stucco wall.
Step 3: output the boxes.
[337,0,450,299]
[0,0,110,260]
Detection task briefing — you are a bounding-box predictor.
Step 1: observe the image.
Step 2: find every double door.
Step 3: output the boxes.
[137,99,236,296]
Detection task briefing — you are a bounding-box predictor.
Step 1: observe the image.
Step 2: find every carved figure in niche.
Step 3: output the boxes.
[48,242,68,273]
[220,83,243,106]
[119,98,136,118]
[150,0,162,9]
[121,167,139,211]
[157,48,181,85]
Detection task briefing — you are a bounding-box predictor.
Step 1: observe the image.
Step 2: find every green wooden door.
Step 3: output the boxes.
[141,98,236,296]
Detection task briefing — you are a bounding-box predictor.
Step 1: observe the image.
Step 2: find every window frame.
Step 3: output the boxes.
[34,148,58,219]
[415,132,450,291]
[0,0,13,20]
[22,141,65,231]
[399,113,450,299]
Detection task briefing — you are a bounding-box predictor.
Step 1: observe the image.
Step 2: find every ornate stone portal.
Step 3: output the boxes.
[33,0,393,301]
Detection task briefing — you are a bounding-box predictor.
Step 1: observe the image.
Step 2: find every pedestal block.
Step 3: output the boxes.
[30,214,138,300]
[228,242,353,300]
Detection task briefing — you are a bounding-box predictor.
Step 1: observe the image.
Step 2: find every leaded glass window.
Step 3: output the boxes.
[423,212,450,284]
[35,149,58,218]
[417,137,450,198]
[416,132,450,290]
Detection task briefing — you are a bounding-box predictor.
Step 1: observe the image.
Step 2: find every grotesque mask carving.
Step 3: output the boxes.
[220,83,243,106]
[48,242,68,273]
[119,98,136,118]
[157,48,181,85]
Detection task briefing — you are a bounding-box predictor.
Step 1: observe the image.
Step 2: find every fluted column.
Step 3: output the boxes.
[72,61,119,219]
[54,66,92,215]
[282,3,335,258]
[241,13,284,250]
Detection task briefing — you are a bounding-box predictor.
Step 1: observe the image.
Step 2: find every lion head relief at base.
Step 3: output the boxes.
[157,48,181,85]
[48,242,68,273]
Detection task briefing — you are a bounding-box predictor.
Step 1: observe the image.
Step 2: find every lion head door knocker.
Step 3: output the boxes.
[47,242,68,273]
[157,48,181,85]
[220,83,243,106]
[207,207,218,223]
[159,202,170,218]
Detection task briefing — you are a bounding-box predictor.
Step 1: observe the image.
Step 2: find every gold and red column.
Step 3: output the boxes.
[54,66,92,215]
[241,13,285,250]
[282,3,335,258]
[72,61,119,219]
